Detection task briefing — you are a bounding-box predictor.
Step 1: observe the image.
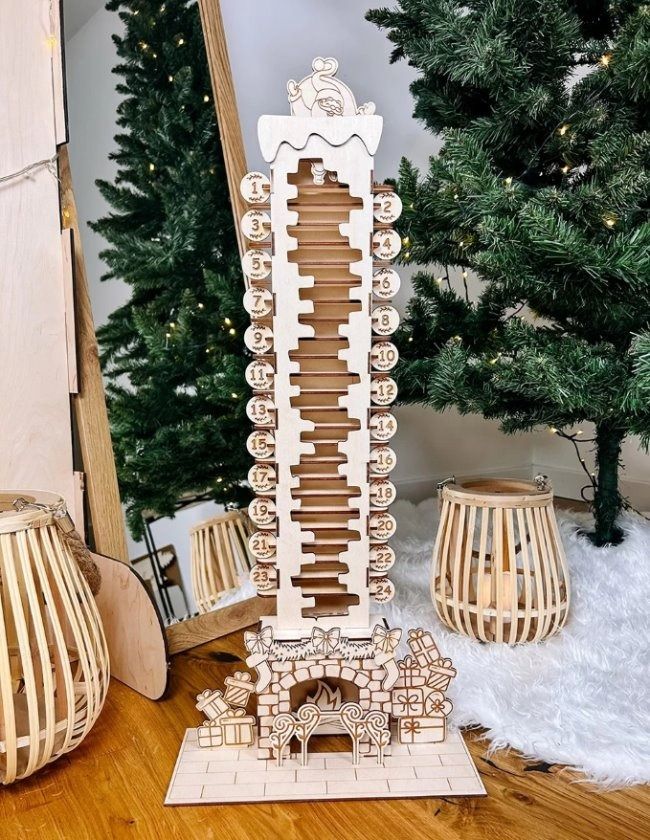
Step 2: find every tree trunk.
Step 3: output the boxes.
[591,422,625,546]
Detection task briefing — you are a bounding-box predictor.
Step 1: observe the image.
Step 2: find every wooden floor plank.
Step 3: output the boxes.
[1,626,646,840]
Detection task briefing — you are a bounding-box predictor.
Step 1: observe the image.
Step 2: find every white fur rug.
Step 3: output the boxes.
[383,499,650,788]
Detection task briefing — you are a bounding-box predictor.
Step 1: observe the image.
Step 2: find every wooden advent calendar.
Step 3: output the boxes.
[166,58,484,805]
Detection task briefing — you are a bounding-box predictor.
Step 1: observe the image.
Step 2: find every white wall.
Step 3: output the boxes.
[64,0,650,582]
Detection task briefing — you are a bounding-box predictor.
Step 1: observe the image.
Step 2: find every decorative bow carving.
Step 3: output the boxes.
[371,624,402,655]
[244,626,274,655]
[311,626,340,654]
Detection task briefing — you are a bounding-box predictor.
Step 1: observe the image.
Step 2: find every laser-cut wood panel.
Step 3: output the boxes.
[240,58,401,635]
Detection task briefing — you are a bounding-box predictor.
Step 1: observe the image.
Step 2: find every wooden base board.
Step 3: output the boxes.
[93,552,169,699]
[166,728,485,804]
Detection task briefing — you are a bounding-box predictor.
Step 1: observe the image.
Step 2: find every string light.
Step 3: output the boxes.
[177,37,185,46]
[404,250,411,260]
[504,176,512,186]
[169,321,176,329]
[203,94,210,103]
[149,162,155,172]
[561,164,570,174]
[229,328,236,336]
[549,427,558,434]
[231,393,239,399]
[462,270,468,279]
[402,236,410,247]
[224,317,232,326]
[603,213,617,228]
[599,53,612,67]
[139,41,148,51]
[197,302,204,310]
[46,35,58,49]
[558,124,570,136]
[436,277,443,285]
[168,75,174,82]
[165,332,171,339]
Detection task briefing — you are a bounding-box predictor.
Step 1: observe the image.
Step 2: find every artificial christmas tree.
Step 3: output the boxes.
[367,1,650,545]
[92,0,250,537]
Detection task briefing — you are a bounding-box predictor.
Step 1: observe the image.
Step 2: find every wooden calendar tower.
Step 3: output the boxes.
[168,60,484,805]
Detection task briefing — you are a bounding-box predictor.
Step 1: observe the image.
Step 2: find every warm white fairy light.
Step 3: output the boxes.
[558,124,569,136]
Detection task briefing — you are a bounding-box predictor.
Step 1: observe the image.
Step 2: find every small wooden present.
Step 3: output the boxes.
[391,687,424,717]
[221,708,256,747]
[195,688,229,721]
[407,628,441,668]
[197,721,224,749]
[398,715,446,745]
[224,671,255,708]
[424,658,457,692]
[395,655,427,688]
[423,691,453,718]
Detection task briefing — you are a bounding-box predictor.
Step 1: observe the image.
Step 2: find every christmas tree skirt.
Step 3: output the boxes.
[383,500,650,788]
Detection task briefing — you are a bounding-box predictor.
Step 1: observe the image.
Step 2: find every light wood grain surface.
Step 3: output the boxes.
[0,0,77,522]
[2,626,646,840]
[59,146,130,564]
[198,0,248,259]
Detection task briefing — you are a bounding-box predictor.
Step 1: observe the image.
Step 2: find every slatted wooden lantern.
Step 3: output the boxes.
[190,509,254,614]
[0,492,109,784]
[431,479,570,644]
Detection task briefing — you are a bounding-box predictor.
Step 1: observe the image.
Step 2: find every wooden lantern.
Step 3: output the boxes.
[0,492,109,784]
[431,479,570,644]
[190,509,254,614]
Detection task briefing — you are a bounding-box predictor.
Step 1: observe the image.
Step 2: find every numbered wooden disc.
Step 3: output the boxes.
[250,563,277,594]
[249,530,276,561]
[242,249,271,281]
[248,497,276,527]
[372,229,401,261]
[370,412,397,442]
[240,171,270,204]
[248,463,276,494]
[371,376,398,406]
[369,544,396,573]
[371,341,399,372]
[370,446,397,474]
[246,395,275,426]
[369,512,397,541]
[370,479,397,508]
[245,360,274,390]
[370,577,396,604]
[373,191,402,224]
[243,286,273,318]
[372,305,399,336]
[247,430,275,459]
[244,324,273,354]
[373,268,400,300]
[241,209,271,242]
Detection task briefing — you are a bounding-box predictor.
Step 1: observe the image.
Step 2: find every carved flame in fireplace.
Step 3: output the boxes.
[306,680,343,712]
